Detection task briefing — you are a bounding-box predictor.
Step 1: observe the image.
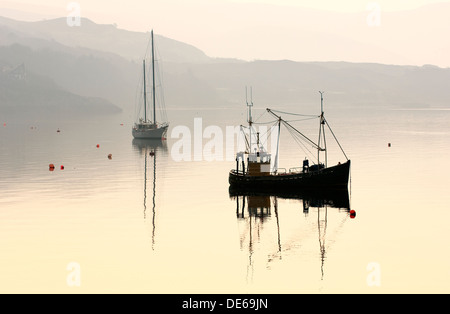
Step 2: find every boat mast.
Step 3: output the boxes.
[318,91,327,168]
[273,117,281,173]
[151,30,156,125]
[143,59,147,122]
[246,86,253,154]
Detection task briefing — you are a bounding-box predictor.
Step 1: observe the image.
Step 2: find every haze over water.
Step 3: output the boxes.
[1,0,450,295]
[1,105,449,293]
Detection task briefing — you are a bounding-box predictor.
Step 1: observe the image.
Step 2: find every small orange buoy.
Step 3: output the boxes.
[96,144,100,148]
[350,210,356,219]
[49,164,55,171]
[108,154,112,159]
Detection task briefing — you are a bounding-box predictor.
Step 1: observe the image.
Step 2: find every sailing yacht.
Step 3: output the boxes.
[132,30,169,139]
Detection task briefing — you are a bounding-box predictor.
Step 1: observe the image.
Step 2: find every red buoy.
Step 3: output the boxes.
[49,164,55,171]
[60,165,64,170]
[350,210,356,219]
[96,144,100,148]
[108,154,112,159]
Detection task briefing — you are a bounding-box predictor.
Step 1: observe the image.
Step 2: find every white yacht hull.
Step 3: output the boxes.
[132,124,168,139]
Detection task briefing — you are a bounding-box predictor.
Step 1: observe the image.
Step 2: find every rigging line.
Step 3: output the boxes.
[281,119,322,151]
[257,123,273,142]
[267,109,323,151]
[253,109,267,123]
[252,119,278,125]
[285,121,320,163]
[296,138,317,163]
[248,125,259,148]
[284,117,320,123]
[283,122,317,164]
[258,121,279,149]
[239,125,250,151]
[324,118,349,161]
[134,74,143,121]
[154,50,169,123]
[282,121,306,153]
[270,109,319,118]
[150,38,166,122]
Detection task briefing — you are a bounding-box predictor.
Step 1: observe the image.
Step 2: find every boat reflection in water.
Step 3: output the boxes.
[132,138,168,250]
[230,187,352,282]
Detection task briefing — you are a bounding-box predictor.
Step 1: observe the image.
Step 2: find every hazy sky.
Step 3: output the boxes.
[1,0,450,65]
[2,1,448,23]
[2,0,447,17]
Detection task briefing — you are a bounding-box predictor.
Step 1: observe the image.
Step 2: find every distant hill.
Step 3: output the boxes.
[0,40,138,107]
[0,62,121,117]
[0,16,212,63]
[183,60,450,109]
[2,3,450,67]
[1,15,449,120]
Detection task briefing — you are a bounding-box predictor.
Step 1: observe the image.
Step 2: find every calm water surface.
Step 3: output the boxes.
[0,105,449,293]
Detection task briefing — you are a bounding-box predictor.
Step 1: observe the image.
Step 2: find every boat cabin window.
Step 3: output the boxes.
[248,152,271,163]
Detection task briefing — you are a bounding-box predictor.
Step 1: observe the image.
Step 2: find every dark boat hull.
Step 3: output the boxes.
[229,160,351,191]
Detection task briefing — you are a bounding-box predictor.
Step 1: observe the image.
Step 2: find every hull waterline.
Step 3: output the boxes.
[132,125,168,139]
[229,160,350,191]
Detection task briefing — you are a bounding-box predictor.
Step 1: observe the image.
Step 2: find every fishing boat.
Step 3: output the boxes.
[229,90,351,191]
[132,30,169,139]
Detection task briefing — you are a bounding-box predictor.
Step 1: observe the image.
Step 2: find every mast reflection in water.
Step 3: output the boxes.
[132,139,168,250]
[230,188,352,282]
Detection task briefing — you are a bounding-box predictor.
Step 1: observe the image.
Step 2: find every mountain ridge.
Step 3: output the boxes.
[0,16,213,63]
[1,15,449,120]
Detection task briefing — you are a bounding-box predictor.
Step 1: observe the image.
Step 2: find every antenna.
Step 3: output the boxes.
[246,86,253,123]
[245,86,249,106]
[319,91,324,114]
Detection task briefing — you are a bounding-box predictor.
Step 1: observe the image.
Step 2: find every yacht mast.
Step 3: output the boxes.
[143,60,147,122]
[151,30,156,124]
